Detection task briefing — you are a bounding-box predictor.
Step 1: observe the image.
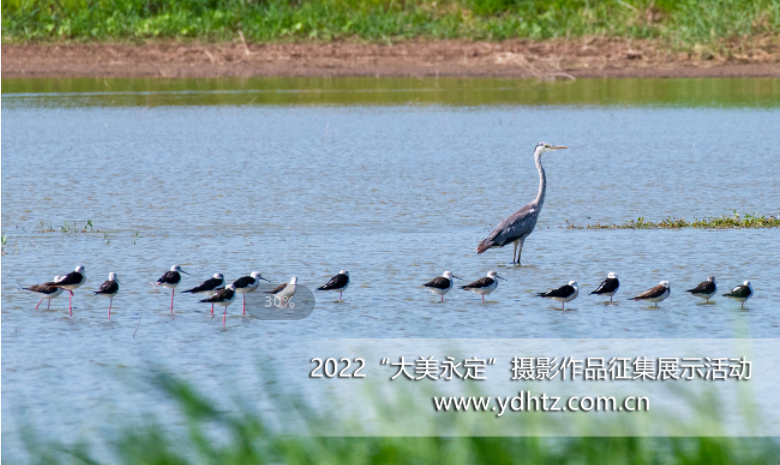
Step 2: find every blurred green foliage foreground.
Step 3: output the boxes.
[17,375,780,465]
[2,0,779,47]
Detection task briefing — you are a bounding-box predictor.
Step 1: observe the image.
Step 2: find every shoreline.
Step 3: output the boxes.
[3,40,779,80]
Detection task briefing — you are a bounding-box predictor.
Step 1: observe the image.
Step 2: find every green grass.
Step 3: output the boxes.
[2,0,779,48]
[565,212,780,230]
[16,374,780,464]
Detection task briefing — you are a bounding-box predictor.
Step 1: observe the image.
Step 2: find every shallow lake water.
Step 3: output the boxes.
[2,78,779,458]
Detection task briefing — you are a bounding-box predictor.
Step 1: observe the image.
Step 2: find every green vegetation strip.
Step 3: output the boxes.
[2,0,779,47]
[17,374,780,464]
[565,212,780,229]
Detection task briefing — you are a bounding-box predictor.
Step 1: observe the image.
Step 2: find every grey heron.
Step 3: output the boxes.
[476,142,569,265]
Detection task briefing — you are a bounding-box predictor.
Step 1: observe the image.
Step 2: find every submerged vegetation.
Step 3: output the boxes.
[565,212,780,230]
[16,374,780,464]
[2,0,779,50]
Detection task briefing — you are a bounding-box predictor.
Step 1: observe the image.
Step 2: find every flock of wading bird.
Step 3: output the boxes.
[20,143,756,322]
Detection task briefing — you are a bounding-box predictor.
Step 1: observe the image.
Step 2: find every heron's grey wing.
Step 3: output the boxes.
[486,203,539,248]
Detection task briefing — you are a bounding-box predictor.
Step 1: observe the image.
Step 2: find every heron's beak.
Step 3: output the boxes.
[551,145,569,150]
[496,275,507,281]
[259,276,271,282]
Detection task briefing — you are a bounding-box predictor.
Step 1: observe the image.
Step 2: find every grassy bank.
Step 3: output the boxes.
[2,0,779,51]
[565,212,780,230]
[16,375,780,464]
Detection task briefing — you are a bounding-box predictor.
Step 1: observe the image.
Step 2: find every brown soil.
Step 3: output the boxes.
[3,39,779,79]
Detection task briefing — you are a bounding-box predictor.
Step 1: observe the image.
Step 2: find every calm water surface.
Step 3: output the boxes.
[2,78,779,458]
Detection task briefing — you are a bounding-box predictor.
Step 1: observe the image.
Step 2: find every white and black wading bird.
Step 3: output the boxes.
[23,276,65,310]
[590,272,620,302]
[723,280,753,308]
[629,281,671,307]
[183,273,225,315]
[155,264,190,313]
[266,276,298,307]
[52,266,87,317]
[459,271,506,303]
[317,270,350,301]
[200,284,236,327]
[537,281,579,310]
[232,271,271,315]
[686,276,717,303]
[423,271,462,302]
[93,272,121,319]
[476,142,569,265]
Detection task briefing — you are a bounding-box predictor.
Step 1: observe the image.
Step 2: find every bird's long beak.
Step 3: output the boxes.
[116,279,122,284]
[552,145,569,150]
[259,276,271,282]
[496,275,507,281]
[451,275,463,280]
[180,270,191,276]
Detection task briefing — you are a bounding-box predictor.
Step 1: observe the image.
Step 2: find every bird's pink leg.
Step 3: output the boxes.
[482,295,485,303]
[223,307,227,327]
[170,289,175,314]
[243,295,246,315]
[68,290,73,317]
[109,297,113,320]
[211,303,214,315]
[562,302,565,311]
[441,295,443,302]
[47,299,51,310]
[340,292,343,301]
[36,298,43,309]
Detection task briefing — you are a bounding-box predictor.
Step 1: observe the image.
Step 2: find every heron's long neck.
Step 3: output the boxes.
[534,152,547,209]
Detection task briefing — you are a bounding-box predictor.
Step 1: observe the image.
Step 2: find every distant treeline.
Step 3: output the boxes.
[2,0,778,46]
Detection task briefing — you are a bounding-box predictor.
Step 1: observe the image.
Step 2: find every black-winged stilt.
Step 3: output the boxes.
[723,280,753,308]
[629,281,670,307]
[232,271,270,315]
[182,273,225,314]
[423,271,461,302]
[590,272,620,302]
[317,270,350,301]
[686,276,717,303]
[23,276,65,310]
[266,276,297,307]
[94,272,120,319]
[537,281,579,310]
[200,284,236,327]
[53,266,87,316]
[459,271,506,303]
[156,265,190,313]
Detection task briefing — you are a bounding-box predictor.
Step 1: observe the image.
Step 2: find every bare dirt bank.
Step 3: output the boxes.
[3,39,779,79]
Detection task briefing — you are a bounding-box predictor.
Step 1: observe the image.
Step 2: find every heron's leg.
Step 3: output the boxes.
[516,238,526,265]
[512,241,518,264]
